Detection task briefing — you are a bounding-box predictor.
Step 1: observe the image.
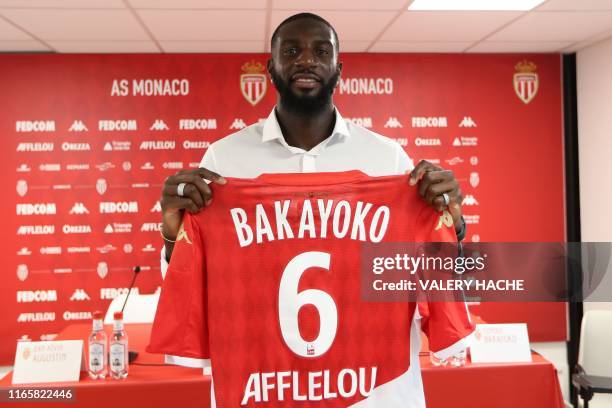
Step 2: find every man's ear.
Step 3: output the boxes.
[267,58,274,82]
[337,61,343,75]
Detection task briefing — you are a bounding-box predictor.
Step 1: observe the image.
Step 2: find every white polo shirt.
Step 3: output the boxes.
[160,106,414,274]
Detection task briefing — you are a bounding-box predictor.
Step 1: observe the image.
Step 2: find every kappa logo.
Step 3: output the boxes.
[68,120,88,132]
[17,247,31,256]
[240,60,267,106]
[230,118,247,130]
[384,117,403,128]
[470,172,480,188]
[151,201,162,212]
[459,117,477,128]
[514,60,539,104]
[16,180,28,197]
[96,179,107,195]
[435,210,454,231]
[176,223,192,244]
[97,262,109,279]
[17,264,29,281]
[462,195,479,206]
[69,202,89,214]
[70,289,90,301]
[150,119,169,131]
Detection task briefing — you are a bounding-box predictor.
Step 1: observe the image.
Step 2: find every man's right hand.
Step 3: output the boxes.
[160,168,226,261]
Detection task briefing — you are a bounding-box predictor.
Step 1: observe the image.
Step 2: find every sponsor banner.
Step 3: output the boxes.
[0,53,565,365]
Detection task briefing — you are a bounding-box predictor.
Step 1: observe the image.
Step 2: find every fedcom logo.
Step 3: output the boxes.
[99,201,138,214]
[179,118,217,130]
[16,203,56,215]
[411,116,447,128]
[98,120,137,131]
[17,290,57,303]
[16,120,55,132]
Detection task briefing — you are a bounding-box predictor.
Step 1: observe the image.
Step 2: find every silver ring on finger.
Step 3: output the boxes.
[442,192,450,206]
[177,182,187,197]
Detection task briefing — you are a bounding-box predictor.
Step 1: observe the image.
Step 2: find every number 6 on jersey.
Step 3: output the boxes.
[278,251,338,358]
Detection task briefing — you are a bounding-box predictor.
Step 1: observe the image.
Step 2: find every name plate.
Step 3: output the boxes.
[470,323,532,363]
[12,340,83,384]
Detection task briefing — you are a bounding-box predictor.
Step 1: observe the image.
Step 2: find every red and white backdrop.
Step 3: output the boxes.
[0,53,565,364]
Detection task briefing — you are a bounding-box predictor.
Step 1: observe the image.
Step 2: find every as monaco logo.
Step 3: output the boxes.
[96,178,107,195]
[470,172,480,188]
[97,262,108,279]
[240,60,267,106]
[17,264,28,281]
[16,180,28,197]
[513,60,539,104]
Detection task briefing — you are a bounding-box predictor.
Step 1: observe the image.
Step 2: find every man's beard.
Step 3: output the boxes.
[270,69,340,116]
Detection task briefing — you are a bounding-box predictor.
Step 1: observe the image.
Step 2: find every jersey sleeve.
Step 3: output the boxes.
[414,205,475,360]
[147,212,210,359]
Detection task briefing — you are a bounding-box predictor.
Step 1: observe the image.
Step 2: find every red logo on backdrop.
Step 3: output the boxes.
[513,60,539,104]
[240,60,267,106]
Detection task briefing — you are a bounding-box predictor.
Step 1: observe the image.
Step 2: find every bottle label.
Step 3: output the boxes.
[89,343,104,371]
[113,320,123,331]
[110,343,126,372]
[93,319,103,331]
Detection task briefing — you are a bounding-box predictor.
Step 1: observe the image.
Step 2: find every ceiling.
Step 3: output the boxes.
[1,0,611,54]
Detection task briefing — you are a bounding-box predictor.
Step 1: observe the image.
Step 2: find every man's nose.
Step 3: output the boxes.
[295,49,318,68]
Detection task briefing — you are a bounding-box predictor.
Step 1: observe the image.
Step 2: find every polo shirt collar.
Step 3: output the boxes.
[261,106,350,144]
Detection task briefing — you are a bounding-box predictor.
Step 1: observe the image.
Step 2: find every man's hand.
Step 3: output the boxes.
[408,160,463,231]
[160,168,226,257]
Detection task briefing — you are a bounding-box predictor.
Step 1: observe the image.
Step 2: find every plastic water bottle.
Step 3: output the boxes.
[88,311,107,379]
[109,311,128,379]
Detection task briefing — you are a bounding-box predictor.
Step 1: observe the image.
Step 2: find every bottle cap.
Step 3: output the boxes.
[93,311,103,320]
[113,311,123,320]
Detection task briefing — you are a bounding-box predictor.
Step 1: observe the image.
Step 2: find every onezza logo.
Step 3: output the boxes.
[62,142,91,151]
[337,78,393,95]
[62,225,92,234]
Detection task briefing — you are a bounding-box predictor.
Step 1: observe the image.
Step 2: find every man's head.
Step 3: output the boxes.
[268,13,342,116]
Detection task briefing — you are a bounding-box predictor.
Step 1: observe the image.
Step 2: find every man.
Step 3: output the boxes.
[159,13,465,268]
[155,12,469,406]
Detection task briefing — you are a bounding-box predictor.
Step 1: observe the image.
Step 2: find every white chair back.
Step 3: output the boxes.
[104,289,160,324]
[578,310,612,377]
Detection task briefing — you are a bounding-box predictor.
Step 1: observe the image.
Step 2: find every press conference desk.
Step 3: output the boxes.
[0,323,564,408]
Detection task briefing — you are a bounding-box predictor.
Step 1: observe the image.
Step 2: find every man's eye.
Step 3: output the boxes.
[317,48,329,55]
[284,48,297,56]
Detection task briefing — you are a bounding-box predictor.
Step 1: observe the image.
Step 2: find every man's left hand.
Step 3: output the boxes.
[409,160,463,231]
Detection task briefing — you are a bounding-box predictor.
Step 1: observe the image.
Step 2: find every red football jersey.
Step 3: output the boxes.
[148,171,474,407]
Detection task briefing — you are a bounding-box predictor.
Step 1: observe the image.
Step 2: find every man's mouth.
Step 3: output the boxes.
[291,73,321,89]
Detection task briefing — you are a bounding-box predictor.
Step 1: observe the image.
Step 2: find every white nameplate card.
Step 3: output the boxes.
[470,323,532,363]
[12,340,84,384]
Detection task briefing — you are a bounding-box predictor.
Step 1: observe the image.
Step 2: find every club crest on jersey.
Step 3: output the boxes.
[435,210,454,231]
[306,344,315,356]
[176,224,192,244]
[513,60,539,104]
[240,60,267,106]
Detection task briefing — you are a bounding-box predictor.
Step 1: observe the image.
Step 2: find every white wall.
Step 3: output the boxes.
[577,35,612,313]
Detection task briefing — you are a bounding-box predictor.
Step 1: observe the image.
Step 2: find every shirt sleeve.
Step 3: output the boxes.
[148,212,210,359]
[414,205,475,360]
[396,145,415,174]
[159,146,218,280]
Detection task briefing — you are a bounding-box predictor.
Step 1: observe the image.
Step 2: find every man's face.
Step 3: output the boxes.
[268,18,342,115]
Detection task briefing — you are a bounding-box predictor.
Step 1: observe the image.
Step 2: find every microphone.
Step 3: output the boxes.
[121,265,141,314]
[120,265,141,363]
